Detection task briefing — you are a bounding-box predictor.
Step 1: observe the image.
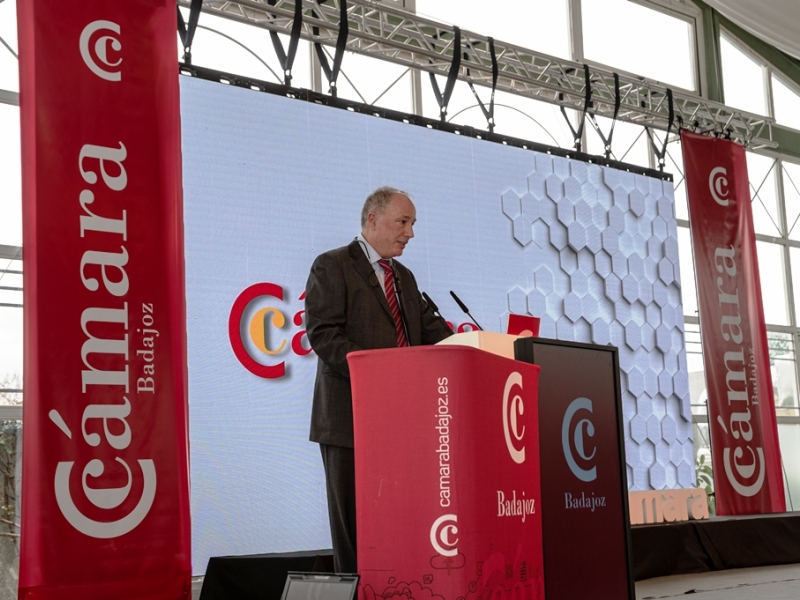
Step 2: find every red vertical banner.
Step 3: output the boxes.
[682,130,785,515]
[17,1,191,598]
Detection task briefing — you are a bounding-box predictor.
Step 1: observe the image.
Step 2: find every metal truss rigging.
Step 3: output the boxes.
[184,0,777,149]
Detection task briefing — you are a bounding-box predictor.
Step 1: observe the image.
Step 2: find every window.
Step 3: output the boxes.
[676,226,697,317]
[0,0,17,93]
[783,161,800,241]
[720,31,768,115]
[419,76,577,147]
[771,332,799,415]
[0,250,21,381]
[748,152,781,237]
[0,103,20,246]
[585,116,652,168]
[779,424,800,510]
[758,241,789,326]
[788,246,800,320]
[415,0,571,60]
[0,416,20,592]
[721,30,800,136]
[771,74,800,132]
[582,0,697,91]
[330,51,413,113]
[177,8,312,89]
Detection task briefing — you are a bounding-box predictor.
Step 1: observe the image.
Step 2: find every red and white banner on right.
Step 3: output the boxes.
[682,130,785,514]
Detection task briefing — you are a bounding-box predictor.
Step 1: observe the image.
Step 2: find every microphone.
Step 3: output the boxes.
[390,263,411,344]
[391,263,402,293]
[449,291,483,331]
[423,291,453,332]
[422,291,440,314]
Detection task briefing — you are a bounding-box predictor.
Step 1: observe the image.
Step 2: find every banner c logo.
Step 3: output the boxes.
[54,458,156,539]
[430,514,458,557]
[562,397,597,482]
[80,21,122,82]
[709,166,730,206]
[502,372,526,464]
[723,446,766,497]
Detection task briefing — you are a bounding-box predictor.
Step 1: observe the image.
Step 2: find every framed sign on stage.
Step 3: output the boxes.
[515,337,634,600]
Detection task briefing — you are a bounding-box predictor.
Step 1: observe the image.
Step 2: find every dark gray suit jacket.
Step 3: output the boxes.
[305,239,452,447]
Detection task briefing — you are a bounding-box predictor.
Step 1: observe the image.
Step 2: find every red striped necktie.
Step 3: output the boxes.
[378,259,409,347]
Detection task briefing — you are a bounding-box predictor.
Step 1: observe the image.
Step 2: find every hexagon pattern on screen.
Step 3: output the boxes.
[501,156,693,491]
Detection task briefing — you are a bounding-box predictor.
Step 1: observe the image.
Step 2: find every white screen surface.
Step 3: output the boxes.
[180,75,693,574]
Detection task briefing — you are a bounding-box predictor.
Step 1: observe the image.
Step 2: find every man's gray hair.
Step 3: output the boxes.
[361,186,409,228]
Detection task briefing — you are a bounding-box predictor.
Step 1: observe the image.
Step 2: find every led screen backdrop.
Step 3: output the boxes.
[180,75,693,574]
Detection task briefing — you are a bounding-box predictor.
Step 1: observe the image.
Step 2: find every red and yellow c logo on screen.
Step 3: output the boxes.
[229,282,311,379]
[249,307,286,355]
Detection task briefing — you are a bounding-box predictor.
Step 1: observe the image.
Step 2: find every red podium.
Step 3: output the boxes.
[349,345,544,600]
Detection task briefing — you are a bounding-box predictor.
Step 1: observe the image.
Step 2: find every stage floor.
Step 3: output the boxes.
[636,563,800,600]
[192,565,800,600]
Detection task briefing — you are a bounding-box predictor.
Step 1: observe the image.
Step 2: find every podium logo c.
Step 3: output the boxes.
[562,397,597,482]
[430,514,458,557]
[502,372,526,464]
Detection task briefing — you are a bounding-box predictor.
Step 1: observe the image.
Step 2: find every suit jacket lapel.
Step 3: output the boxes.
[347,240,393,321]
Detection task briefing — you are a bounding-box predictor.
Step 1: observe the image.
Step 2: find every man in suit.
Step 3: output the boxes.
[305,186,452,573]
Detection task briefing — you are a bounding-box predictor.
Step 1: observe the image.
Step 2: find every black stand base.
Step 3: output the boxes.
[632,512,800,581]
[198,513,800,596]
[199,549,334,600]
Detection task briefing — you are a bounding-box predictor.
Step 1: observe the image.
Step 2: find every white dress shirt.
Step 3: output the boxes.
[356,233,392,296]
